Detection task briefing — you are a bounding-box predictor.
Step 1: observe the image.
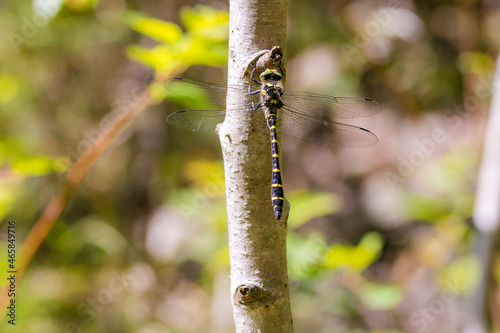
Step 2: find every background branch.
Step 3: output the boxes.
[465,55,500,333]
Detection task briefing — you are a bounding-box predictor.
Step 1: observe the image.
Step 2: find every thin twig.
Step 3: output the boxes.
[0,78,161,315]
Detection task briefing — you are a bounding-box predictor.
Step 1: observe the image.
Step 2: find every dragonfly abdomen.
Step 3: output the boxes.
[267,112,284,220]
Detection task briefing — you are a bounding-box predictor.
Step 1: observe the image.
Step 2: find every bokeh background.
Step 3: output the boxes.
[1,0,500,332]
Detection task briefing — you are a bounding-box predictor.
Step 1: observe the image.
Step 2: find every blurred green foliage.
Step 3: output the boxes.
[360,282,403,310]
[1,0,497,332]
[125,6,229,101]
[127,5,229,55]
[287,190,340,228]
[323,232,383,272]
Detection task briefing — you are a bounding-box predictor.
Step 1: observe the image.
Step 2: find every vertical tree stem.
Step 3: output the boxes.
[465,56,500,332]
[218,0,293,331]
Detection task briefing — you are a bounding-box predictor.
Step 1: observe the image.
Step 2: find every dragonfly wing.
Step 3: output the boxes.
[164,78,251,109]
[164,78,228,109]
[167,107,254,133]
[282,107,378,147]
[283,91,381,120]
[166,110,227,133]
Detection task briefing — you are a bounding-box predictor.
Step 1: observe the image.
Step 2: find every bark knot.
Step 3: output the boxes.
[234,284,274,308]
[255,46,283,70]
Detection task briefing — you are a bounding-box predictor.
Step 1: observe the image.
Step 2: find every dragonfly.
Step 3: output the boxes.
[164,66,380,220]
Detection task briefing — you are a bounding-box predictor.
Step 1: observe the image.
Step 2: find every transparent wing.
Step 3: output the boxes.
[166,110,227,133]
[282,107,378,147]
[164,79,379,146]
[166,108,253,133]
[164,78,250,109]
[283,90,380,120]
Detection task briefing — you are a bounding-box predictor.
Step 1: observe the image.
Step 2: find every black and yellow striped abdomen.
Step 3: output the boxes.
[259,69,285,220]
[267,112,284,220]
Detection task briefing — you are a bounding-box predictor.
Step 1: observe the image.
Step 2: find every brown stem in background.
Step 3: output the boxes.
[0,77,163,316]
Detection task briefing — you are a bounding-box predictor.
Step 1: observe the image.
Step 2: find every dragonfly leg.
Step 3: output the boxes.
[249,64,261,85]
[242,101,262,111]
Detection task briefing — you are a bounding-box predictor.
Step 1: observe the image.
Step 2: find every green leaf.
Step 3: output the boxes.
[402,192,450,222]
[360,282,403,310]
[322,232,383,272]
[183,159,225,192]
[438,255,481,295]
[125,6,229,75]
[180,6,229,40]
[181,37,228,67]
[0,185,17,221]
[126,45,166,69]
[0,74,21,105]
[11,155,67,176]
[125,11,183,44]
[287,190,340,228]
[126,44,183,72]
[287,232,327,280]
[458,51,495,75]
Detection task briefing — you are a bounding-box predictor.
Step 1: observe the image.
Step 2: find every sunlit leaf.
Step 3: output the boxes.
[127,44,182,72]
[287,190,340,228]
[0,185,17,221]
[183,159,225,195]
[125,6,228,77]
[287,232,327,280]
[438,255,481,295]
[81,218,129,257]
[180,5,229,41]
[360,282,403,310]
[11,155,64,176]
[177,37,228,68]
[126,45,165,69]
[209,245,230,272]
[458,51,495,75]
[402,193,450,222]
[0,74,20,105]
[323,232,383,272]
[125,11,183,44]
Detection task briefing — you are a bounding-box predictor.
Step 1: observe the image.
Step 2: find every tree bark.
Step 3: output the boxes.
[218,0,293,332]
[464,55,500,333]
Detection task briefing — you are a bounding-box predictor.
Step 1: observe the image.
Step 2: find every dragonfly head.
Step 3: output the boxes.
[260,69,283,82]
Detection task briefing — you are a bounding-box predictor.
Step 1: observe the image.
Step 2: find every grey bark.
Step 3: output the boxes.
[463,55,500,333]
[217,0,293,332]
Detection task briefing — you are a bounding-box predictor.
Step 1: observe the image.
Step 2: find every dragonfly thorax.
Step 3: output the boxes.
[260,69,284,110]
[260,82,284,109]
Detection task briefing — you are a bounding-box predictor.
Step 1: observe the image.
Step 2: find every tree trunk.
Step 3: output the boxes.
[218,0,293,332]
[464,55,500,332]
